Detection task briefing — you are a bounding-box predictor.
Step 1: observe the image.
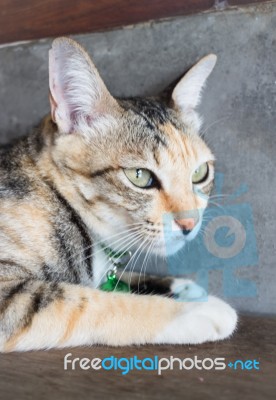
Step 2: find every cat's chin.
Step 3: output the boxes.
[149,238,186,257]
[149,222,202,257]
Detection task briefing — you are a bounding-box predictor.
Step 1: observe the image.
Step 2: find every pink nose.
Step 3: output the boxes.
[174,218,196,232]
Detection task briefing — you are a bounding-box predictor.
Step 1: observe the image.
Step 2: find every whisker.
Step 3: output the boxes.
[80,229,142,270]
[209,194,230,199]
[112,233,147,292]
[127,236,150,289]
[207,200,226,212]
[96,232,145,288]
[65,223,145,264]
[68,227,143,261]
[154,244,158,273]
[90,228,143,259]
[138,238,154,293]
[208,193,231,205]
[200,115,231,141]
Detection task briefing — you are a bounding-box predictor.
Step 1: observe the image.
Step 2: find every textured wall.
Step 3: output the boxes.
[0,3,275,314]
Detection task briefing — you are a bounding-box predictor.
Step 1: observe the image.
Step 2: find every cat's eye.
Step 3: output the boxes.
[192,162,209,184]
[124,168,156,189]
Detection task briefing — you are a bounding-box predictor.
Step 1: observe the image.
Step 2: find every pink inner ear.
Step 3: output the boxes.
[49,49,72,134]
[49,91,57,123]
[48,40,118,135]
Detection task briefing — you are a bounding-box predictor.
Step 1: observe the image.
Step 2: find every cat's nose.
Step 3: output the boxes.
[174,218,196,235]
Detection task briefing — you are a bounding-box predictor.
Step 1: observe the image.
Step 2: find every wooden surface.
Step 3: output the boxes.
[0,0,270,45]
[0,315,275,399]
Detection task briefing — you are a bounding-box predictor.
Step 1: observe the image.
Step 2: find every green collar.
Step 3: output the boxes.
[100,243,132,268]
[99,244,131,293]
[101,244,129,260]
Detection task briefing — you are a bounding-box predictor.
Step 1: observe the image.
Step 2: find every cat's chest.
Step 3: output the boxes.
[91,244,113,288]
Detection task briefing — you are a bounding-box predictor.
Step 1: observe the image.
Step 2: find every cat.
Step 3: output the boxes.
[0,37,237,352]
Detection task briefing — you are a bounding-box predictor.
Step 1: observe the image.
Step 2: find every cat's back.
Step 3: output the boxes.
[0,138,34,200]
[0,133,93,283]
[0,137,59,277]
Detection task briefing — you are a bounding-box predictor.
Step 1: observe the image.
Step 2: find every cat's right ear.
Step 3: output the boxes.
[49,37,118,135]
[171,54,217,128]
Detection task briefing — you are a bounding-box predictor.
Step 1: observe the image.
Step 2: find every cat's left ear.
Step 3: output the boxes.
[172,54,217,127]
[49,37,119,135]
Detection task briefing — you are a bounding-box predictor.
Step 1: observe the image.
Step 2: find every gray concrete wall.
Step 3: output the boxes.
[0,3,275,314]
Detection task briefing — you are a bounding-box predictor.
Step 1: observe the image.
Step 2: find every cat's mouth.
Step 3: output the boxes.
[130,218,202,257]
[98,216,202,261]
[151,231,200,256]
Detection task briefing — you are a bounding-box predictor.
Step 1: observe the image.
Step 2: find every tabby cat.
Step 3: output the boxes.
[0,38,237,352]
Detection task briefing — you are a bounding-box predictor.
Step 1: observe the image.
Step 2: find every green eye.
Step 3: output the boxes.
[192,163,209,184]
[124,168,155,188]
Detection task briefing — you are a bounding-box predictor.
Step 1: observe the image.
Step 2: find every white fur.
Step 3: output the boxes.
[92,244,111,288]
[154,295,237,344]
[172,54,217,130]
[172,54,217,110]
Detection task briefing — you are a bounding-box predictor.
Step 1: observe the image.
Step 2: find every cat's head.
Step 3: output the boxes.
[46,37,216,256]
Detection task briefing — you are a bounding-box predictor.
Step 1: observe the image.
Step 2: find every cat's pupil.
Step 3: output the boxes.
[136,169,142,179]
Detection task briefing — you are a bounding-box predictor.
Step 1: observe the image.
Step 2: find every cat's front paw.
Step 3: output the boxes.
[170,278,207,301]
[154,295,238,344]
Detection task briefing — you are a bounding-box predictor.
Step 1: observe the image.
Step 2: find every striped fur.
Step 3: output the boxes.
[0,38,237,352]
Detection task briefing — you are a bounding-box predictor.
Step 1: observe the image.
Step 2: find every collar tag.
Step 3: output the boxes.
[99,244,131,293]
[99,268,130,293]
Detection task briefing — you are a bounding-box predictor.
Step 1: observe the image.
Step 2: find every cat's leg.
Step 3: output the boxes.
[0,278,237,352]
[118,270,194,297]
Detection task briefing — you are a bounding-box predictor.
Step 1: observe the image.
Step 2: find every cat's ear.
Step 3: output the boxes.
[49,37,118,135]
[171,54,217,127]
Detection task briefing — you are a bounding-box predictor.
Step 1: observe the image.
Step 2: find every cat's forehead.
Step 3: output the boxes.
[119,97,182,131]
[115,97,212,165]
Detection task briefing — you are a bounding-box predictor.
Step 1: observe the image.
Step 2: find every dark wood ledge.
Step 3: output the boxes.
[0,315,275,399]
[0,0,271,45]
